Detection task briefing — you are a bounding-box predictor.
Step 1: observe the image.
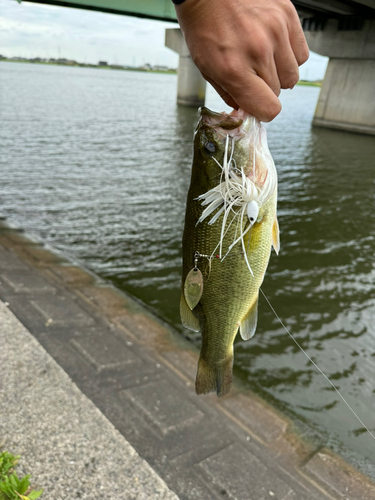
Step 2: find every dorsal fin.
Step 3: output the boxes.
[180,292,200,332]
[272,216,280,255]
[239,296,258,340]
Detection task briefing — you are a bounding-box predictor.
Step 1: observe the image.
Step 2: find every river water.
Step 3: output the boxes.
[1,61,375,475]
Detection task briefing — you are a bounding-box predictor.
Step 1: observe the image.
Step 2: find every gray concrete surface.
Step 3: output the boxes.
[312,58,375,135]
[0,299,178,500]
[304,18,375,135]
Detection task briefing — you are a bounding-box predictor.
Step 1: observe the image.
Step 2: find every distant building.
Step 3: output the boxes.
[98,61,108,66]
[153,65,169,72]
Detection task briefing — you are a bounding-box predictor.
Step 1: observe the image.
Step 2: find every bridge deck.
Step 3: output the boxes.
[22,0,375,23]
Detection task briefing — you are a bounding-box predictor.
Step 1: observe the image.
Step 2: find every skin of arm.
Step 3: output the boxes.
[175,0,309,121]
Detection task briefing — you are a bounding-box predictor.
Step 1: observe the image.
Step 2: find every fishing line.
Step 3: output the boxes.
[259,288,375,441]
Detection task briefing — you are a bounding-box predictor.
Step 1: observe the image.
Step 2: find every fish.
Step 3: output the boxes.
[181,107,279,397]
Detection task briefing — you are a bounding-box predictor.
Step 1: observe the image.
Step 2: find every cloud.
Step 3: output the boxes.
[0,0,179,66]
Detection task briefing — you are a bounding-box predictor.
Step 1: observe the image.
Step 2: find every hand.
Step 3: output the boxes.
[175,0,309,121]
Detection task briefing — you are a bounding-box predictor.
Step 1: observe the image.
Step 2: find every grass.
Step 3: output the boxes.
[0,451,43,500]
[297,80,322,87]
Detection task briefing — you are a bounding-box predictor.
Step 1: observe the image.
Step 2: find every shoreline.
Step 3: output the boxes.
[0,58,177,75]
[0,59,321,85]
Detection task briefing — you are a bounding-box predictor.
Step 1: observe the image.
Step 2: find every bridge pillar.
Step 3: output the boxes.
[165,28,206,107]
[305,19,375,135]
[313,59,375,135]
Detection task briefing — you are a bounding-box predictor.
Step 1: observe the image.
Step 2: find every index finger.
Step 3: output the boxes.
[201,73,239,110]
[217,71,282,122]
[286,3,310,65]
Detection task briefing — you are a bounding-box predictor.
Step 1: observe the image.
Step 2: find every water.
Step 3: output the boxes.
[1,62,375,474]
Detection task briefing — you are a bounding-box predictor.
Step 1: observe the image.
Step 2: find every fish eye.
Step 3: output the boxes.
[204,141,216,156]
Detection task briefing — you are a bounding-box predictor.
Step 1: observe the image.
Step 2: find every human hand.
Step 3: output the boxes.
[175,0,309,121]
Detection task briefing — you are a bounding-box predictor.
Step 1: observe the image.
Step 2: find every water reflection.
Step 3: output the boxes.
[1,62,375,475]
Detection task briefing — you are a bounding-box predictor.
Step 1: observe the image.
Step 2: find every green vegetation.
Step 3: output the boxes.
[297,80,322,87]
[0,451,43,500]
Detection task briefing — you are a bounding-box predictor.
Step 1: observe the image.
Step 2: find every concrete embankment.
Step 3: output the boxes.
[0,220,374,500]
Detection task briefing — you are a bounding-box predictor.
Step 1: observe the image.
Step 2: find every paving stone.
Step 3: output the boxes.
[0,271,56,294]
[70,330,141,373]
[121,379,205,437]
[78,286,178,348]
[47,265,96,287]
[302,449,375,500]
[161,349,199,384]
[196,442,297,500]
[157,464,220,500]
[23,245,68,265]
[79,285,142,316]
[29,295,95,327]
[102,368,165,392]
[0,231,43,246]
[0,247,30,270]
[167,432,235,470]
[219,392,288,446]
[216,392,310,469]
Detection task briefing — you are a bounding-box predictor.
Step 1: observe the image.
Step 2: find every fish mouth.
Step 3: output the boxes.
[198,107,273,193]
[199,107,247,133]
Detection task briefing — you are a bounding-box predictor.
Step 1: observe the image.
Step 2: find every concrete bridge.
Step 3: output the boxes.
[24,0,375,134]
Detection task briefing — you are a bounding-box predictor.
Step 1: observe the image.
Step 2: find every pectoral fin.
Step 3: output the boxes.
[239,296,258,340]
[272,216,280,255]
[180,293,200,332]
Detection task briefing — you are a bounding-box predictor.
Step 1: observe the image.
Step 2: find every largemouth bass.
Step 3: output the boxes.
[181,107,279,397]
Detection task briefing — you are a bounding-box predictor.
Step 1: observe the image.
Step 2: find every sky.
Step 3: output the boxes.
[0,0,328,79]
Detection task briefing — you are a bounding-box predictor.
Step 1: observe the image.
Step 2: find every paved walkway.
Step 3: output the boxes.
[0,299,178,500]
[1,221,375,500]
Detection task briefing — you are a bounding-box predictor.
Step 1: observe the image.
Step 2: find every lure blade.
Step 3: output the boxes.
[184,267,203,310]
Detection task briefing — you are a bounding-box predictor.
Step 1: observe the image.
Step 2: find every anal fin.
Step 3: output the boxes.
[180,292,200,332]
[272,216,280,255]
[239,295,258,340]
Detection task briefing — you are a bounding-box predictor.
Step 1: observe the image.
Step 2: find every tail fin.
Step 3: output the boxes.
[195,355,233,397]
